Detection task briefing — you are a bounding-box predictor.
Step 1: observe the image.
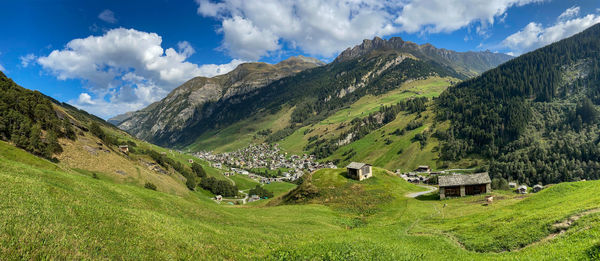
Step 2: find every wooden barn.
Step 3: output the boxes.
[438,172,491,199]
[118,145,129,154]
[346,162,372,181]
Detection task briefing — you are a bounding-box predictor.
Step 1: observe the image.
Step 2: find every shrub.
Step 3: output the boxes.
[144,182,157,191]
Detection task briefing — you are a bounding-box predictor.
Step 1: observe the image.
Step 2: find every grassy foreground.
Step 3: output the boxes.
[2,145,600,260]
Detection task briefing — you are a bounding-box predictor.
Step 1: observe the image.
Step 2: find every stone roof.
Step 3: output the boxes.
[346,162,370,169]
[438,172,491,187]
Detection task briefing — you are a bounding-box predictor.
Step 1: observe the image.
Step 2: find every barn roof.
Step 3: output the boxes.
[438,172,491,187]
[346,162,370,169]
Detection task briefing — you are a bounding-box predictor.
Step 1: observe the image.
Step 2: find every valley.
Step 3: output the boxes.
[1,4,600,259]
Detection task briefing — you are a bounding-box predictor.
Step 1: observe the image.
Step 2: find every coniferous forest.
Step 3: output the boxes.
[437,24,600,185]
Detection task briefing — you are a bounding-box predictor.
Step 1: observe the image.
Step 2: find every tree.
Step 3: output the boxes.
[192,162,206,178]
[62,118,76,140]
[248,185,274,198]
[90,122,105,141]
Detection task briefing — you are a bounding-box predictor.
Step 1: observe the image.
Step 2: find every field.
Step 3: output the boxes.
[2,144,600,260]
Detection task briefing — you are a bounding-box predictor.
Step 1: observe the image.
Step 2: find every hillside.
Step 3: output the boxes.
[112,40,510,151]
[0,71,222,195]
[110,56,325,144]
[4,151,600,259]
[437,23,600,185]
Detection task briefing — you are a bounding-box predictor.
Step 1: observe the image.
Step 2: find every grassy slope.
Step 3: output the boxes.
[279,76,477,171]
[279,77,454,155]
[2,149,600,260]
[186,106,294,153]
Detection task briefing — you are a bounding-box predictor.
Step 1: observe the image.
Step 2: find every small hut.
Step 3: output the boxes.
[415,165,431,173]
[118,145,129,154]
[188,159,194,164]
[215,195,223,201]
[438,172,491,199]
[517,185,528,194]
[346,162,373,181]
[533,184,543,193]
[508,182,517,188]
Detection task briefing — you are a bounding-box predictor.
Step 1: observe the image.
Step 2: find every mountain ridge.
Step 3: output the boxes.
[112,39,511,149]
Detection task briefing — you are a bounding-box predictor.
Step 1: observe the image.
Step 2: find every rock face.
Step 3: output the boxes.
[335,37,512,77]
[110,56,325,143]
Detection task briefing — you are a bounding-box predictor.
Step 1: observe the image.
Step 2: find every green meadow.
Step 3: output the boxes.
[2,143,600,260]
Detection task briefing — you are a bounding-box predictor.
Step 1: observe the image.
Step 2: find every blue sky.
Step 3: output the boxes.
[0,0,599,118]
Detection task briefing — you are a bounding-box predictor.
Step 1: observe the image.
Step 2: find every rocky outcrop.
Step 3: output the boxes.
[335,37,512,77]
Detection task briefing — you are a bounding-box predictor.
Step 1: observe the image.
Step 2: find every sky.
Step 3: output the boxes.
[0,0,599,119]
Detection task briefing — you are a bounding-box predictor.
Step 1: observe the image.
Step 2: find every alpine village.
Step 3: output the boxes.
[3,1,600,260]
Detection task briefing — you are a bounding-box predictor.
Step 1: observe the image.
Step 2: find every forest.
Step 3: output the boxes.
[0,72,74,159]
[436,24,600,185]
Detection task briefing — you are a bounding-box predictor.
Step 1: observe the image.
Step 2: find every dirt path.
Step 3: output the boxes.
[406,185,438,198]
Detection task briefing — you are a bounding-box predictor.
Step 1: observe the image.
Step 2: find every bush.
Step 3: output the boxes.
[144,182,157,190]
[491,178,509,190]
[199,177,238,197]
[248,185,274,198]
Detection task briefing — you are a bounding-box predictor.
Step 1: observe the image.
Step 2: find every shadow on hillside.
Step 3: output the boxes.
[415,193,440,201]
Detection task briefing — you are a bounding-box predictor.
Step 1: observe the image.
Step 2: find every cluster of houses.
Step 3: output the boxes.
[509,182,544,194]
[193,143,337,182]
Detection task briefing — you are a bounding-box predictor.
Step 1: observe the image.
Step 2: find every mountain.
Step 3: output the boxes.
[335,36,513,77]
[437,23,600,185]
[111,55,325,143]
[113,39,511,151]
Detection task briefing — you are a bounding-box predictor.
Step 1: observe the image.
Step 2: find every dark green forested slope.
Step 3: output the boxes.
[437,23,600,185]
[0,71,74,159]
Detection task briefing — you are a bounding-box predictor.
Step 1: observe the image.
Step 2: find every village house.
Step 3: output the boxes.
[346,162,373,181]
[188,159,194,164]
[118,145,129,154]
[438,172,491,199]
[509,182,517,188]
[215,195,222,201]
[415,165,431,173]
[533,184,544,193]
[248,195,260,202]
[517,185,528,194]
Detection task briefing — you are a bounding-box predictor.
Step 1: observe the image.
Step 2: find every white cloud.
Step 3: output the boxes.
[0,63,5,72]
[20,53,36,67]
[396,0,545,34]
[502,8,600,54]
[197,0,545,60]
[77,93,95,105]
[177,41,195,58]
[98,9,117,23]
[558,6,580,21]
[38,28,244,118]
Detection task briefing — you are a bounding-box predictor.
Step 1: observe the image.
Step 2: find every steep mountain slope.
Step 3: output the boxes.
[437,23,600,185]
[111,56,324,143]
[335,36,513,77]
[116,39,510,150]
[0,71,216,195]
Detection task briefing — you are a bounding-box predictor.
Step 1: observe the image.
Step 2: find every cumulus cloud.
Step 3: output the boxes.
[0,63,5,72]
[502,7,600,54]
[396,0,545,34]
[20,53,36,67]
[37,28,244,118]
[196,0,545,59]
[558,6,579,21]
[98,9,117,23]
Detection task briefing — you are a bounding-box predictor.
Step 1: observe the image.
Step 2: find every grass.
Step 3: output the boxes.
[186,106,294,153]
[2,144,600,260]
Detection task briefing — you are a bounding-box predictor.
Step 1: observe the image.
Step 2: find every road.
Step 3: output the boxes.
[406,185,438,198]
